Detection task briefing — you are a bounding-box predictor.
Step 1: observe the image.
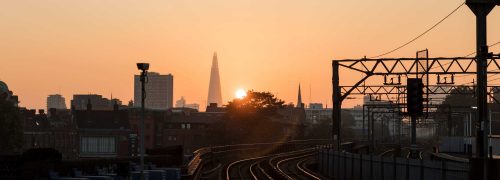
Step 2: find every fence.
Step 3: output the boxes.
[318,149,470,180]
[439,136,475,154]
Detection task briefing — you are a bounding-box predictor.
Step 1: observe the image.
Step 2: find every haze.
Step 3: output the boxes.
[0,0,499,110]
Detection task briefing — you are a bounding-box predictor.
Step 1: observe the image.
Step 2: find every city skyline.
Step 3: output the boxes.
[1,1,500,179]
[0,0,499,110]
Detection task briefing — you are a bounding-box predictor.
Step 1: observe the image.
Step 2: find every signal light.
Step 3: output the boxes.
[407,78,424,116]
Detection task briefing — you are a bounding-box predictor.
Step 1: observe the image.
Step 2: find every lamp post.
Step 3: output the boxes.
[137,63,149,180]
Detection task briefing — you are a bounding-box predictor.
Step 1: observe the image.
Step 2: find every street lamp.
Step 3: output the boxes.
[137,63,149,180]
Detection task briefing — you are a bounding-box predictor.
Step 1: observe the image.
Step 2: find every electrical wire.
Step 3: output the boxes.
[369,2,465,58]
[463,41,500,57]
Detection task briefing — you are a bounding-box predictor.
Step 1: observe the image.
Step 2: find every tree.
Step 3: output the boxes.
[304,110,356,139]
[225,91,285,118]
[0,98,23,154]
[436,86,476,136]
[438,86,476,111]
[207,91,287,144]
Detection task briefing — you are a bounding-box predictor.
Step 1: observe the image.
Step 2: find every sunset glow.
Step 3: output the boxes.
[0,1,498,110]
[235,89,247,99]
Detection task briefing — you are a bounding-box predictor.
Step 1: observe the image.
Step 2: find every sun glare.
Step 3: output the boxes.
[235,88,247,99]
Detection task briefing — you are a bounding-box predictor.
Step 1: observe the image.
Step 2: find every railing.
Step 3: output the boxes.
[318,149,470,180]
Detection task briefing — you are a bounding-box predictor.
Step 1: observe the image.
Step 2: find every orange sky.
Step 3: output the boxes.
[0,0,499,110]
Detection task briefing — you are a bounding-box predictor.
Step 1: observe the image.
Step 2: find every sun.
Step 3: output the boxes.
[235,88,247,99]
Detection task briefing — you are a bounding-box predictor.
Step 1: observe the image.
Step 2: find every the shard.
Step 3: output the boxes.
[207,52,223,106]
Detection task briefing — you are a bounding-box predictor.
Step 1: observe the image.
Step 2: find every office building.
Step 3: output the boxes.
[47,94,67,110]
[175,96,200,111]
[71,94,120,110]
[305,103,332,124]
[175,96,186,108]
[134,72,174,109]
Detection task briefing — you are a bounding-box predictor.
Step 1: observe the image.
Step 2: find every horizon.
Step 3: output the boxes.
[1,0,499,110]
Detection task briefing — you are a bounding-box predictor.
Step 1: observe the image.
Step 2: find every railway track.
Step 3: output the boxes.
[225,148,324,180]
[274,151,321,180]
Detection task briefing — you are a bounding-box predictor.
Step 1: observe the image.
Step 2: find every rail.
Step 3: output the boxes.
[183,139,330,179]
[296,158,322,180]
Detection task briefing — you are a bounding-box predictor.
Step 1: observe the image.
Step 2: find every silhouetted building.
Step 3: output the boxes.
[21,108,78,159]
[175,96,186,108]
[175,96,200,111]
[127,108,165,150]
[134,72,174,109]
[73,107,135,158]
[159,110,225,153]
[207,52,223,106]
[206,103,225,112]
[305,103,332,124]
[348,95,402,137]
[185,103,200,111]
[71,94,121,110]
[277,106,306,137]
[47,94,67,110]
[0,80,19,106]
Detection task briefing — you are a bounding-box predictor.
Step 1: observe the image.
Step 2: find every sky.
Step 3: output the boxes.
[0,0,499,110]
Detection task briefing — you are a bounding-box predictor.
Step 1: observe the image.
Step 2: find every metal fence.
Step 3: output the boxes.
[318,149,470,180]
[439,136,475,154]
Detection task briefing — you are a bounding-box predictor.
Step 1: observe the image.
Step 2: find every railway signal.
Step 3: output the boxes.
[407,78,424,116]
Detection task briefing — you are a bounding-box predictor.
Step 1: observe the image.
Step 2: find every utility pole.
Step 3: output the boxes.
[332,61,341,150]
[137,63,149,180]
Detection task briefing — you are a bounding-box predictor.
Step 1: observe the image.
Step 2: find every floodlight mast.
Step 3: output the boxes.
[136,62,149,180]
[465,0,497,179]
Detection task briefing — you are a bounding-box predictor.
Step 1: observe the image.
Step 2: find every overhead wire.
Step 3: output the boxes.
[369,2,465,58]
[463,41,500,57]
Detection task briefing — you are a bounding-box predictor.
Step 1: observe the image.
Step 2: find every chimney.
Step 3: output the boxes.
[87,98,92,111]
[113,101,119,111]
[49,108,56,117]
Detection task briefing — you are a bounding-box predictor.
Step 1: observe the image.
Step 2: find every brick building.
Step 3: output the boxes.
[127,108,166,150]
[21,108,78,159]
[157,109,224,153]
[73,105,136,158]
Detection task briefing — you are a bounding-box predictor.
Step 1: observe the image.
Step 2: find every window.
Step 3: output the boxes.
[186,124,191,129]
[80,137,116,154]
[167,136,177,141]
[181,124,186,129]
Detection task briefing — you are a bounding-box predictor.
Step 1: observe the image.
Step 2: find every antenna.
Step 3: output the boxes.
[309,84,312,104]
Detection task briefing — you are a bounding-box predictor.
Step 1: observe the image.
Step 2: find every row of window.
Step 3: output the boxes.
[165,135,203,142]
[132,123,205,130]
[80,137,116,153]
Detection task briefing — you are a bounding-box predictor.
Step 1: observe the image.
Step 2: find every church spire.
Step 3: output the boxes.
[297,83,303,108]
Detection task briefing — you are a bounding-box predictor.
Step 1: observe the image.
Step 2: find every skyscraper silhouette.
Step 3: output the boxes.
[207,52,223,106]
